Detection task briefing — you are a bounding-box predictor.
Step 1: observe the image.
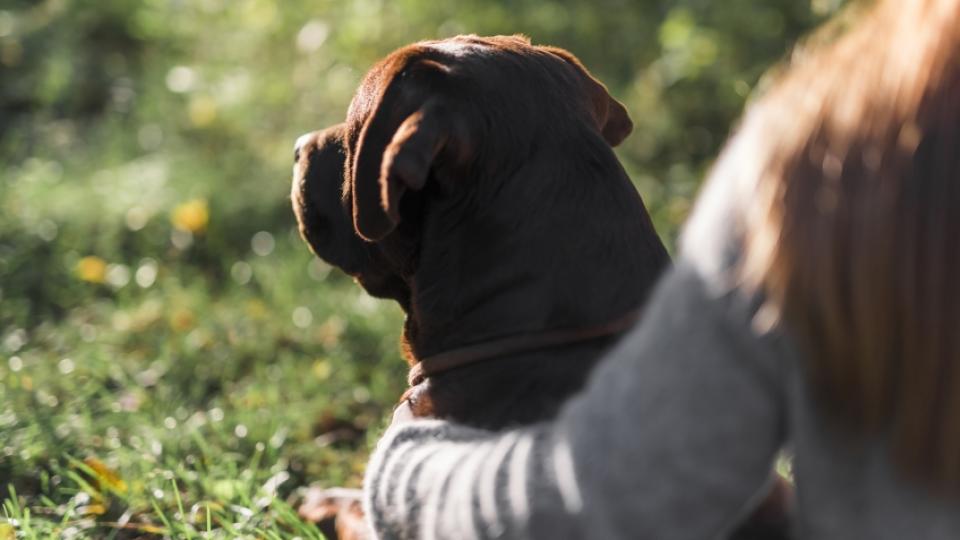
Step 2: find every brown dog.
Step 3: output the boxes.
[291,35,788,539]
[292,35,669,427]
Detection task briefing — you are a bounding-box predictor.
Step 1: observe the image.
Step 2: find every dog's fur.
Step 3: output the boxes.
[292,35,670,429]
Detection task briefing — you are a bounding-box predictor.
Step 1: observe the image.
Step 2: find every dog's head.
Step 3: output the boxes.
[291,124,412,306]
[292,34,634,310]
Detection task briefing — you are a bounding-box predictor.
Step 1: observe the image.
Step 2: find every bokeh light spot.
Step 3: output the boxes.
[4,329,25,353]
[297,20,329,53]
[292,306,313,328]
[308,258,331,281]
[126,206,150,231]
[135,258,158,288]
[58,358,75,375]
[251,231,275,256]
[106,264,131,288]
[166,65,197,93]
[231,261,253,284]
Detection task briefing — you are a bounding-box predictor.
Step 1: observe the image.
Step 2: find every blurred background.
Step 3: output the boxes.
[0,0,847,536]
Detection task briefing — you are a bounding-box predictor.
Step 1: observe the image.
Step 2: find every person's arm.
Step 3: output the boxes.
[365,262,788,539]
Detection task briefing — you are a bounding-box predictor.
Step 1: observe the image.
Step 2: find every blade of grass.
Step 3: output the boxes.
[171,478,185,521]
[149,496,173,537]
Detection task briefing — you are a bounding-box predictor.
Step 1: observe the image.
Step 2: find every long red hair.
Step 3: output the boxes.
[736,0,960,488]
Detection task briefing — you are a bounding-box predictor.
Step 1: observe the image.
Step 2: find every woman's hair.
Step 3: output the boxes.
[738,0,960,489]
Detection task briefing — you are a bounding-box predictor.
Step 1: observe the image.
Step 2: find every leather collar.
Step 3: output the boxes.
[406,309,642,386]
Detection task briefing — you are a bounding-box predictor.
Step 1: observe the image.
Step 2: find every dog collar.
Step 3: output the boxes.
[406,309,643,386]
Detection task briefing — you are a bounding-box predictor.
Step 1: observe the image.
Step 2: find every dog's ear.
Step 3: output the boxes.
[542,46,633,147]
[349,63,468,241]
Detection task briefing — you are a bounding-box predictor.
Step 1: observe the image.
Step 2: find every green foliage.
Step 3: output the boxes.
[0,0,846,536]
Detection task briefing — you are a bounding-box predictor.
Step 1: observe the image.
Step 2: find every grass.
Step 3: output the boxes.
[1,136,409,537]
[1,237,408,537]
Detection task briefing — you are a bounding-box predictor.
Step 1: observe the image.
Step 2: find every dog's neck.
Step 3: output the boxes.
[399,156,670,364]
[405,307,643,384]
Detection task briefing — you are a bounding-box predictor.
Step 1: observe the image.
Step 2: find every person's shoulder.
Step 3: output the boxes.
[679,108,769,290]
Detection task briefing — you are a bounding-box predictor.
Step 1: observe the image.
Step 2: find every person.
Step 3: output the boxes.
[363,0,960,537]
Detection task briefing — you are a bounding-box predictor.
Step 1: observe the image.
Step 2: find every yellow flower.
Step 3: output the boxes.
[76,256,107,283]
[312,359,332,380]
[0,523,13,540]
[188,95,218,127]
[83,457,128,494]
[77,503,107,516]
[171,199,209,233]
[135,524,167,535]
